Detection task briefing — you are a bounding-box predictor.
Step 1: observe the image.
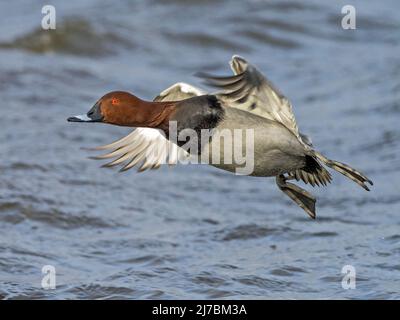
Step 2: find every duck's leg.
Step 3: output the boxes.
[276,174,316,219]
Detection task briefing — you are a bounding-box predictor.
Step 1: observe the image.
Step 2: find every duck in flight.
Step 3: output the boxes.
[67,55,372,218]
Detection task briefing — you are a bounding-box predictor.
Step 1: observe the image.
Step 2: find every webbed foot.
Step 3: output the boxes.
[276,174,316,219]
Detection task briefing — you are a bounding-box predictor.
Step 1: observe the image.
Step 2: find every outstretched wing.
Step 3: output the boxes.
[90,83,204,172]
[197,55,329,187]
[198,55,305,146]
[89,128,190,172]
[154,82,205,101]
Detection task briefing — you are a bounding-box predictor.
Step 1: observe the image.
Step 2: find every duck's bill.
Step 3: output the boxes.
[68,101,104,123]
[67,114,96,122]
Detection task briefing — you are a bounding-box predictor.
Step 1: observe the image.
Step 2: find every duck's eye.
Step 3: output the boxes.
[111,97,120,106]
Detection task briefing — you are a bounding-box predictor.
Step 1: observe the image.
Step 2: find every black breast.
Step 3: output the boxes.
[172,95,224,132]
[169,95,225,150]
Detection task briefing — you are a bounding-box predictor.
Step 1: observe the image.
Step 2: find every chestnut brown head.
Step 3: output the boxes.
[67,91,147,127]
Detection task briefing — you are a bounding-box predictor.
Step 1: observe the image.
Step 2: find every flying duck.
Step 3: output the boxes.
[67,55,372,218]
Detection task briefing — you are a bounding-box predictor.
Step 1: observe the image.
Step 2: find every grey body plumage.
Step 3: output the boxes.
[205,106,307,177]
[84,55,372,219]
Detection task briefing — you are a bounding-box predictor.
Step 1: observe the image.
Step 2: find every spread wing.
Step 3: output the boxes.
[154,82,205,101]
[197,56,331,186]
[89,83,204,172]
[197,55,306,146]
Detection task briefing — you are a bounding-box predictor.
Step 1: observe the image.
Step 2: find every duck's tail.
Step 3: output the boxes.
[290,155,332,187]
[312,151,373,191]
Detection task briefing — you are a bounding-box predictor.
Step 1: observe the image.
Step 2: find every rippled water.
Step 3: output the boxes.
[0,0,399,299]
